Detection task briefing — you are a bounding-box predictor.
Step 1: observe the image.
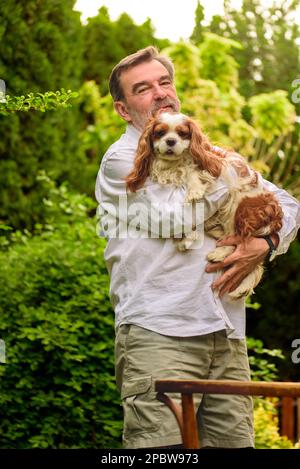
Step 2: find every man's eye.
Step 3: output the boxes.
[160,79,172,86]
[137,87,149,94]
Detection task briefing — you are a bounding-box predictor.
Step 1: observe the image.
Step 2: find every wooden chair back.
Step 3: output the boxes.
[155,379,300,448]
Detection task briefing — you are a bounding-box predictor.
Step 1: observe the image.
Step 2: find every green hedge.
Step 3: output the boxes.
[0,181,122,448]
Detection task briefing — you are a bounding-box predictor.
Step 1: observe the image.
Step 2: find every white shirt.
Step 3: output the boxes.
[95,124,300,339]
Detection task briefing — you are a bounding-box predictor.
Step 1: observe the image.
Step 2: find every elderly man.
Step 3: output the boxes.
[96,46,300,449]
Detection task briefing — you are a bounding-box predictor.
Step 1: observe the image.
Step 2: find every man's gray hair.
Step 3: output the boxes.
[109,46,175,102]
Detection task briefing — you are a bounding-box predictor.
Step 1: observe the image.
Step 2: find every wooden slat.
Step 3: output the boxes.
[181,394,199,449]
[297,398,300,441]
[157,392,184,440]
[281,397,294,441]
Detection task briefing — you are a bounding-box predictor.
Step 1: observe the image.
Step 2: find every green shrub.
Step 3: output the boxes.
[247,337,285,382]
[254,399,295,449]
[0,179,122,448]
[247,328,298,448]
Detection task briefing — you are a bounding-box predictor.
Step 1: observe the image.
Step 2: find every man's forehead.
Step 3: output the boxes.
[120,60,170,91]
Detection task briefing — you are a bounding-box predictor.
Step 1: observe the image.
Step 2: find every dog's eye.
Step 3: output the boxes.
[178,130,190,138]
[153,130,166,138]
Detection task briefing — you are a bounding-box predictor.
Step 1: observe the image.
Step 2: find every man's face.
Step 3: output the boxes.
[114,60,180,130]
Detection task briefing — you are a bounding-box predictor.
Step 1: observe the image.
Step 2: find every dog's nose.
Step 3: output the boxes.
[166,138,177,147]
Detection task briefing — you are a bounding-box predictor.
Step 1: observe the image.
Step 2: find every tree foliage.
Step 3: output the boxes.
[83,7,170,96]
[76,80,125,190]
[0,0,86,230]
[203,0,300,100]
[190,1,205,44]
[248,90,296,143]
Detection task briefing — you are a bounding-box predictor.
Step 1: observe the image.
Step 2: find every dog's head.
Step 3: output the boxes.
[125,112,223,192]
[151,112,193,160]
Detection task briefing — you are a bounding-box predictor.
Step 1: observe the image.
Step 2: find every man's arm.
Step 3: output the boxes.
[96,149,230,239]
[206,176,300,297]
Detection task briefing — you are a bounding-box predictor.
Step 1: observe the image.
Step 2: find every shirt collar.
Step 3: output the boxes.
[125,124,141,143]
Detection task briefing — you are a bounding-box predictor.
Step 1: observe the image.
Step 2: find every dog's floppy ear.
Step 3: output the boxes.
[234,193,283,237]
[262,194,284,234]
[125,118,156,192]
[187,118,223,177]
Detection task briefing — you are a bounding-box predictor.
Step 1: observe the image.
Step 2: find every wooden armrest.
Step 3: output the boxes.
[155,379,300,397]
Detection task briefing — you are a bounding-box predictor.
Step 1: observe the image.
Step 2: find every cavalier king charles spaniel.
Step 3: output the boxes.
[125,112,283,299]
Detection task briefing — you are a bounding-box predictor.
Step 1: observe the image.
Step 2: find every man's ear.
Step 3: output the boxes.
[114,101,132,123]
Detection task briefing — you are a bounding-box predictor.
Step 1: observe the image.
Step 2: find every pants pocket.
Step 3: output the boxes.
[121,376,161,436]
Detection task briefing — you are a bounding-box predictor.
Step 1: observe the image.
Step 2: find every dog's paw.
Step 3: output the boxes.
[185,189,205,203]
[228,266,263,300]
[228,286,254,300]
[206,245,235,263]
[176,241,188,251]
[206,250,225,263]
[175,239,195,251]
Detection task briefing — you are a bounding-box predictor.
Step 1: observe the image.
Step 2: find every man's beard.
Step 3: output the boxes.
[128,97,180,130]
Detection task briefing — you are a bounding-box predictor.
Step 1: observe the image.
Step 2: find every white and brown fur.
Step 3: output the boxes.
[126,112,283,299]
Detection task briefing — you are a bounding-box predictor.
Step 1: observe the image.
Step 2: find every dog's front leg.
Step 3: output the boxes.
[175,229,202,251]
[184,169,209,203]
[185,185,207,203]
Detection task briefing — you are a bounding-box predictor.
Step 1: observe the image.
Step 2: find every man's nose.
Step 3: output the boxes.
[166,138,177,147]
[153,84,167,99]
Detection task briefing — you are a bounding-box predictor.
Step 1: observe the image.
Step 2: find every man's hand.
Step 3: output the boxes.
[205,235,277,297]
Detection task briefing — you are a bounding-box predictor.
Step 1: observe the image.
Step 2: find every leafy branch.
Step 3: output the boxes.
[0,89,78,115]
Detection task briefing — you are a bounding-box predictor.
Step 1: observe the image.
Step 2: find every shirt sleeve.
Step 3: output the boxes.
[96,148,229,238]
[260,175,300,256]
